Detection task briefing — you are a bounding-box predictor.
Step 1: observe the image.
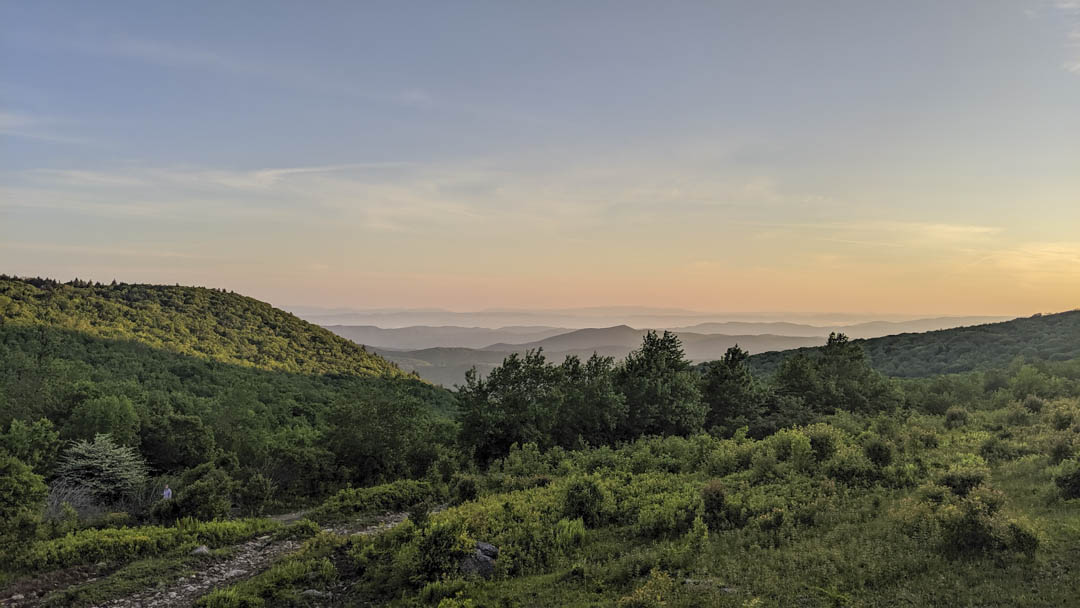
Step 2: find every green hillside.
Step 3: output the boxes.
[0,276,404,377]
[746,310,1080,378]
[0,276,456,509]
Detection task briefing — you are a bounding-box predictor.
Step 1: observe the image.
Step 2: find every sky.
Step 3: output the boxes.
[2,1,1079,317]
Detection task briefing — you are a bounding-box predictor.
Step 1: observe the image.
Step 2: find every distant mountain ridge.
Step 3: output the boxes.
[324,314,1027,386]
[358,326,824,386]
[325,325,568,350]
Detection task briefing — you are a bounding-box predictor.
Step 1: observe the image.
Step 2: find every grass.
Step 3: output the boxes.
[38,546,236,608]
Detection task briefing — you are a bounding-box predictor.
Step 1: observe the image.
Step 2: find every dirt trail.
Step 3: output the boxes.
[91,512,406,608]
[0,513,406,608]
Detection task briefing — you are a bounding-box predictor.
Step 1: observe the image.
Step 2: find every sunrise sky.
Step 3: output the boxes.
[2,1,1079,316]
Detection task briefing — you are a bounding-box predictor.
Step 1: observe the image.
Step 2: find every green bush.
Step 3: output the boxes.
[944,407,969,430]
[701,479,728,530]
[617,568,675,608]
[862,434,894,467]
[554,517,586,552]
[937,464,988,497]
[563,478,604,527]
[824,445,876,486]
[1053,460,1080,499]
[805,424,843,462]
[1,454,47,556]
[1048,434,1075,464]
[1022,395,1045,413]
[452,475,479,504]
[979,436,1021,463]
[311,479,438,522]
[16,517,277,571]
[270,518,320,541]
[54,434,149,507]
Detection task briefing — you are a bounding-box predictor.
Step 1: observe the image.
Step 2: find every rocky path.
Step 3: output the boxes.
[91,513,407,608]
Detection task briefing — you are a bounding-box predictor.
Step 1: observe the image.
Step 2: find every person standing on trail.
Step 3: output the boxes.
[163,484,173,500]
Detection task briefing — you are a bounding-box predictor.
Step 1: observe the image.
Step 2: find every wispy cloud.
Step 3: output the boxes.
[12,31,433,109]
[0,110,86,144]
[0,241,212,260]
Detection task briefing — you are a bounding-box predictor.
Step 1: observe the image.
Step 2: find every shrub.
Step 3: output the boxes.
[54,434,149,508]
[176,464,237,521]
[617,568,675,608]
[554,517,586,552]
[938,465,988,497]
[1,454,48,553]
[236,473,276,517]
[1048,434,1075,465]
[701,479,728,530]
[1022,395,1045,413]
[311,479,437,522]
[805,424,843,462]
[270,518,320,541]
[16,518,277,571]
[944,407,969,430]
[824,445,876,486]
[1053,460,1080,500]
[563,478,604,527]
[452,475,479,505]
[420,579,469,604]
[979,436,1020,463]
[862,435,894,468]
[1049,403,1076,431]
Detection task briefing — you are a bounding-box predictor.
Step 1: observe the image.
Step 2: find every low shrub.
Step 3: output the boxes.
[863,435,894,468]
[617,568,676,608]
[553,517,586,552]
[563,478,604,527]
[937,458,989,497]
[1022,395,1045,413]
[16,517,277,572]
[701,479,728,531]
[311,479,438,522]
[944,407,969,430]
[1053,460,1080,500]
[270,518,320,541]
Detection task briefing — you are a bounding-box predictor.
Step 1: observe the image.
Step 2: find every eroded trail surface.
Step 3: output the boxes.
[91,513,407,608]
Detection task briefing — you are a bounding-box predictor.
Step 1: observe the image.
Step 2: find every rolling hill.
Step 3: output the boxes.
[678,315,1009,338]
[0,276,455,500]
[0,276,405,378]
[745,309,1080,377]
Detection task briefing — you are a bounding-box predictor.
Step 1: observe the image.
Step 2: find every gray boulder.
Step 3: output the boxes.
[460,541,499,578]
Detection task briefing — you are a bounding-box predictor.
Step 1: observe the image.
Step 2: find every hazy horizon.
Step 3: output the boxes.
[4,2,1079,315]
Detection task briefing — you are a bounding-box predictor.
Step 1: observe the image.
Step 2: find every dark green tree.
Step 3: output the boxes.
[458,350,562,463]
[701,346,761,436]
[616,331,705,438]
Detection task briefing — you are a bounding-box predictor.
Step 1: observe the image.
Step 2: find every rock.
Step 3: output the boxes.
[191,545,210,555]
[460,553,495,578]
[460,541,500,578]
[225,569,246,578]
[257,535,270,541]
[10,594,25,601]
[301,589,330,598]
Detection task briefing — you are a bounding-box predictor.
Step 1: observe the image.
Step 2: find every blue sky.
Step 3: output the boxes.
[2,1,1079,314]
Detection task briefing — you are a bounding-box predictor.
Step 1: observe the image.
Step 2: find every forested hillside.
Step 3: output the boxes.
[746,310,1080,378]
[0,277,404,377]
[0,276,457,521]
